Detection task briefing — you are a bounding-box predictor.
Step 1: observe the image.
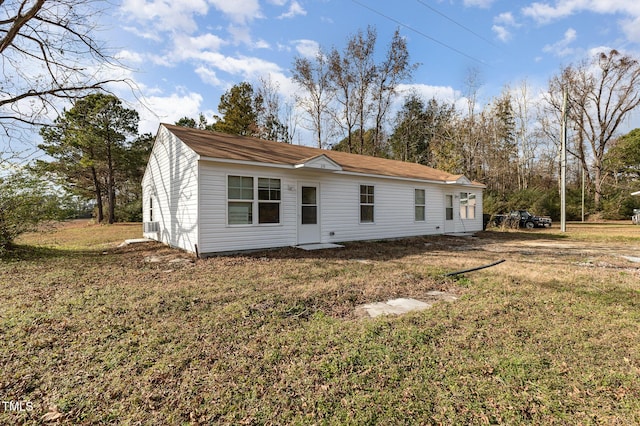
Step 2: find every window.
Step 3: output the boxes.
[228,176,253,225]
[360,185,374,223]
[149,197,153,221]
[415,189,425,222]
[301,186,317,225]
[460,192,476,219]
[258,178,281,224]
[228,176,281,225]
[445,195,454,220]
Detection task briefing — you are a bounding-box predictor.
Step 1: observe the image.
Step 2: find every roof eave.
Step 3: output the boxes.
[197,155,485,187]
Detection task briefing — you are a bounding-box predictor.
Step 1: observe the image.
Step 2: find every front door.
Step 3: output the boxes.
[298,183,320,244]
[444,193,455,233]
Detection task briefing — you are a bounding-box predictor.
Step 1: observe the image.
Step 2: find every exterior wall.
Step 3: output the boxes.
[196,160,484,254]
[198,162,298,253]
[436,185,484,234]
[142,126,199,252]
[315,174,483,244]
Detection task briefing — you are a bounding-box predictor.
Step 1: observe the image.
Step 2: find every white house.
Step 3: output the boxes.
[142,124,485,256]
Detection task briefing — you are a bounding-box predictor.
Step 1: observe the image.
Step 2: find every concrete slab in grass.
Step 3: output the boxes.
[357,293,458,318]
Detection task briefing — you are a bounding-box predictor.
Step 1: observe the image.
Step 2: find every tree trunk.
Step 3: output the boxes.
[107,138,116,224]
[593,160,603,210]
[91,166,104,223]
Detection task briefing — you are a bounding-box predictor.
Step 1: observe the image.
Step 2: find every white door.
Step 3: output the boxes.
[298,183,320,244]
[444,193,455,233]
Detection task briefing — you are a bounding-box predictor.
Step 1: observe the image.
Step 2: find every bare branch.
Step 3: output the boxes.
[1,0,131,159]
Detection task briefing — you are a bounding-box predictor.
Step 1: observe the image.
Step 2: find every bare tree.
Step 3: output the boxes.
[256,75,290,143]
[548,50,640,209]
[328,42,358,153]
[456,67,484,180]
[346,26,377,154]
[1,0,126,156]
[371,29,417,156]
[513,81,536,190]
[291,49,333,148]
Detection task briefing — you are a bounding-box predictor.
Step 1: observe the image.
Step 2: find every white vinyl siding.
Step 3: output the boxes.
[198,163,295,254]
[141,126,198,252]
[318,175,445,242]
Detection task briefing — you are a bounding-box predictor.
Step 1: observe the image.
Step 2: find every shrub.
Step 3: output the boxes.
[0,171,68,254]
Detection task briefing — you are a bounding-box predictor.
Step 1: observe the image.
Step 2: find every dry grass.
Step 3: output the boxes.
[1,221,639,424]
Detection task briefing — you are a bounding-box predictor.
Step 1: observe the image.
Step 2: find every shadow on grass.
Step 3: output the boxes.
[0,244,103,262]
[233,230,570,262]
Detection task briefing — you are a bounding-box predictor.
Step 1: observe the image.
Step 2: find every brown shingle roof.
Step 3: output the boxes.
[162,123,481,185]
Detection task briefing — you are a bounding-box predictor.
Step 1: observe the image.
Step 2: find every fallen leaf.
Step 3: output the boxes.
[41,405,63,422]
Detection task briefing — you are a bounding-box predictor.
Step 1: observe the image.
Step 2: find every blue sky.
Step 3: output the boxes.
[47,1,640,138]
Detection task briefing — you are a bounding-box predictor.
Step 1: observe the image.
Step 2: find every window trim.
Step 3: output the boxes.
[227,175,254,226]
[459,192,477,220]
[359,184,375,224]
[227,175,282,226]
[414,188,426,222]
[445,194,454,221]
[257,177,281,225]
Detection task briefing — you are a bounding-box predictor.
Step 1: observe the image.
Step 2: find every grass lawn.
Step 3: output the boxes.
[1,220,639,424]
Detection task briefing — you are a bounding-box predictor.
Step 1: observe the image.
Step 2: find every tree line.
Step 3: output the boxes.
[2,3,640,253]
[185,39,640,222]
[0,93,151,252]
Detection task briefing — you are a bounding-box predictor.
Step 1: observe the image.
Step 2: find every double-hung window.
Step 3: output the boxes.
[228,176,281,225]
[415,189,425,221]
[360,185,374,223]
[460,192,476,219]
[257,178,281,224]
[228,176,254,224]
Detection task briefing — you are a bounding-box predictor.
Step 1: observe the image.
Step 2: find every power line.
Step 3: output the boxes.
[351,0,487,66]
[415,0,498,48]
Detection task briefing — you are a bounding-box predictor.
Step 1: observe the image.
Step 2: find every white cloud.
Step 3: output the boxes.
[254,39,271,49]
[396,83,460,104]
[463,0,496,8]
[173,33,226,56]
[494,11,517,26]
[587,45,615,57]
[120,0,208,33]
[116,50,144,64]
[543,27,578,57]
[227,24,253,46]
[278,1,307,19]
[122,26,164,42]
[492,12,521,43]
[120,0,262,46]
[292,39,320,58]
[137,91,204,134]
[191,51,282,80]
[209,0,262,24]
[492,25,511,42]
[523,0,640,24]
[621,15,640,42]
[195,66,223,86]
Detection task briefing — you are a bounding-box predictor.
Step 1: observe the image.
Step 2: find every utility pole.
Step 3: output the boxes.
[560,88,568,233]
